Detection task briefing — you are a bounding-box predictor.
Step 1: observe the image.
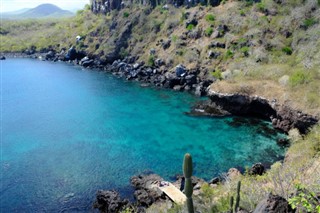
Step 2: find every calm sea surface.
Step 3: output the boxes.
[1,58,285,212]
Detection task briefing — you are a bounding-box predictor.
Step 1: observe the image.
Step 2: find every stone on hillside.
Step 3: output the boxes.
[175,64,187,77]
[253,194,294,213]
[149,48,156,55]
[154,58,165,67]
[186,19,198,28]
[162,40,171,50]
[208,50,220,59]
[209,41,226,48]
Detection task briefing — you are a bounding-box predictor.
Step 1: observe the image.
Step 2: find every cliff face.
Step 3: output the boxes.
[91,0,121,13]
[90,0,221,14]
[200,91,319,134]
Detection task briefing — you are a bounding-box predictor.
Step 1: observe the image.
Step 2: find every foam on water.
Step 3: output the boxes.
[1,58,285,212]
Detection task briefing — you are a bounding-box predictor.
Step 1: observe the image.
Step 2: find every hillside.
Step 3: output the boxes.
[1,3,73,19]
[1,0,319,116]
[0,1,319,211]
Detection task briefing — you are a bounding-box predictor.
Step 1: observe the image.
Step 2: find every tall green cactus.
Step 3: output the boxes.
[183,153,194,213]
[234,181,241,212]
[230,196,234,213]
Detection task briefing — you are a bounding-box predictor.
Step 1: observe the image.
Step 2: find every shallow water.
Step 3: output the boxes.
[1,58,285,212]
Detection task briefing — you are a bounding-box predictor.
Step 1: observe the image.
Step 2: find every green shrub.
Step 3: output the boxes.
[244,0,254,6]
[119,47,129,58]
[289,70,311,87]
[205,14,215,22]
[256,2,266,12]
[172,35,178,42]
[123,12,129,18]
[204,27,214,37]
[180,11,187,23]
[225,49,234,59]
[211,69,223,80]
[288,184,320,212]
[240,46,249,56]
[282,46,293,55]
[240,10,246,16]
[303,18,316,28]
[147,55,155,66]
[186,24,195,31]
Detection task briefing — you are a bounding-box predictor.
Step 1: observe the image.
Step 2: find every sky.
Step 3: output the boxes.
[1,0,90,12]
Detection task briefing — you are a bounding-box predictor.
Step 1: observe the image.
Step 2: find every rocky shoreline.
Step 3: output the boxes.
[3,50,318,135]
[92,165,293,213]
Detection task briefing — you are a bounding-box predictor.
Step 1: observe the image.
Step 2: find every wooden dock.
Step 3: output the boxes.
[157,182,187,204]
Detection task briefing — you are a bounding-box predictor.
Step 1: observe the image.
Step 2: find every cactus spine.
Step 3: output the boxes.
[234,181,241,212]
[183,153,194,213]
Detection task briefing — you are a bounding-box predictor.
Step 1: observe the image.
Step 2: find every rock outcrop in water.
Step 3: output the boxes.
[189,90,318,134]
[93,190,130,212]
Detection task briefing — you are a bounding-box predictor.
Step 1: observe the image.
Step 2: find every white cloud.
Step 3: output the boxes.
[1,0,90,12]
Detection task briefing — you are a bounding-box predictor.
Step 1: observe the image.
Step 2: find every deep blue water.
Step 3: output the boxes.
[1,58,285,212]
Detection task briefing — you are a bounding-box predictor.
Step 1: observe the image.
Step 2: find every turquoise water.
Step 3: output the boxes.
[1,58,285,212]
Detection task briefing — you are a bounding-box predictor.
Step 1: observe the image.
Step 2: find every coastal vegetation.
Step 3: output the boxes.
[1,0,319,212]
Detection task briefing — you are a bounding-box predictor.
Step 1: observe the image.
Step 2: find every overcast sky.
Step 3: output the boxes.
[1,0,90,12]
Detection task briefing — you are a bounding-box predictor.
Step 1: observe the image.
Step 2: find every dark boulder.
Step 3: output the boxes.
[80,56,94,67]
[209,41,226,49]
[0,56,6,60]
[209,177,220,184]
[154,58,165,67]
[208,50,220,59]
[249,163,265,176]
[175,64,187,77]
[185,74,197,86]
[45,51,55,60]
[187,100,230,117]
[93,190,129,213]
[162,40,171,50]
[276,138,290,147]
[186,19,198,28]
[131,174,167,208]
[253,194,294,213]
[65,46,77,61]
